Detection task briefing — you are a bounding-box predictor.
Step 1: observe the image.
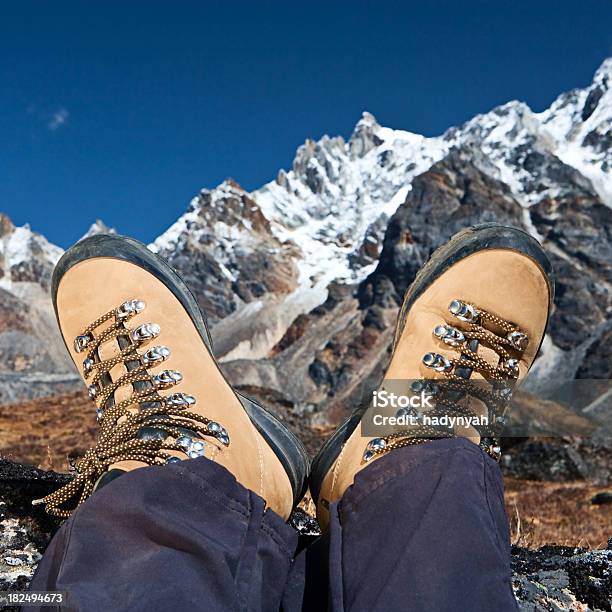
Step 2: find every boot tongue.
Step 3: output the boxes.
[454,338,480,379]
[116,333,162,410]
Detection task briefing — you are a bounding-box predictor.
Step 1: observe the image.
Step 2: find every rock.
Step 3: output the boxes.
[591,492,612,506]
[151,181,301,324]
[530,189,612,359]
[359,146,526,310]
[79,219,117,240]
[1,61,612,406]
[582,86,604,121]
[0,221,77,404]
[502,435,612,485]
[348,111,384,158]
[512,545,612,611]
[217,144,611,451]
[0,460,68,593]
[288,508,321,538]
[577,325,612,379]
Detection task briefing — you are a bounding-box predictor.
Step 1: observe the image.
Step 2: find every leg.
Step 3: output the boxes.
[30,457,298,611]
[304,439,516,611]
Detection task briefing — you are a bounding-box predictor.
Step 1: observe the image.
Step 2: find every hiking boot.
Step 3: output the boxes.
[310,224,554,528]
[37,234,308,520]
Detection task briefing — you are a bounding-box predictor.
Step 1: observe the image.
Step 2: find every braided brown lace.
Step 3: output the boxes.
[363,299,528,463]
[34,299,230,518]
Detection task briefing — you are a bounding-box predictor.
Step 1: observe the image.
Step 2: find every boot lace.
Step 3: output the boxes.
[363,299,528,463]
[34,299,230,518]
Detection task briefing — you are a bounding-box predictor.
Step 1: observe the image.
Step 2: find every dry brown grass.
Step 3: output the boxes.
[0,390,95,471]
[506,477,611,549]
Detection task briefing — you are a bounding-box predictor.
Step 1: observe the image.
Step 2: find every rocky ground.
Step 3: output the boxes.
[511,544,611,611]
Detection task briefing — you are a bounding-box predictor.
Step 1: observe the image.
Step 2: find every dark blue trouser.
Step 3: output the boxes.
[29,438,518,611]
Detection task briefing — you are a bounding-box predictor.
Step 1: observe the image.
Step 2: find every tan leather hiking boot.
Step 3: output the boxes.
[310,224,554,528]
[37,234,308,520]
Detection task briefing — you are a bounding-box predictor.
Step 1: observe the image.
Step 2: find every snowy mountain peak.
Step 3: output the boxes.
[536,59,612,204]
[152,58,611,343]
[593,57,612,86]
[453,99,536,146]
[540,59,610,134]
[0,214,62,290]
[0,213,16,238]
[199,178,246,199]
[151,177,279,265]
[354,110,380,129]
[80,219,117,240]
[349,111,384,157]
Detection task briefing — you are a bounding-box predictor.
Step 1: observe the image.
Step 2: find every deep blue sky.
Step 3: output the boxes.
[2,1,611,247]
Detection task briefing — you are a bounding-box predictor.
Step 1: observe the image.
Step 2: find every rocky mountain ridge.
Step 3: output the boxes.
[0,59,609,413]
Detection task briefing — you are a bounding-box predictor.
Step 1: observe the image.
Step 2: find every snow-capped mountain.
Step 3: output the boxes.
[0,58,610,409]
[153,58,611,363]
[0,215,79,403]
[538,58,612,205]
[79,219,116,241]
[0,214,62,290]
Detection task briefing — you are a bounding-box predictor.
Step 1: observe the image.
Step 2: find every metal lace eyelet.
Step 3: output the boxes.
[207,422,230,446]
[141,345,171,366]
[165,393,196,408]
[433,324,466,347]
[448,299,479,323]
[116,299,145,320]
[422,352,453,372]
[507,330,529,351]
[74,334,93,353]
[131,323,160,345]
[83,357,95,374]
[411,380,439,395]
[367,438,386,452]
[504,358,519,375]
[176,435,206,458]
[187,441,206,459]
[152,369,183,389]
